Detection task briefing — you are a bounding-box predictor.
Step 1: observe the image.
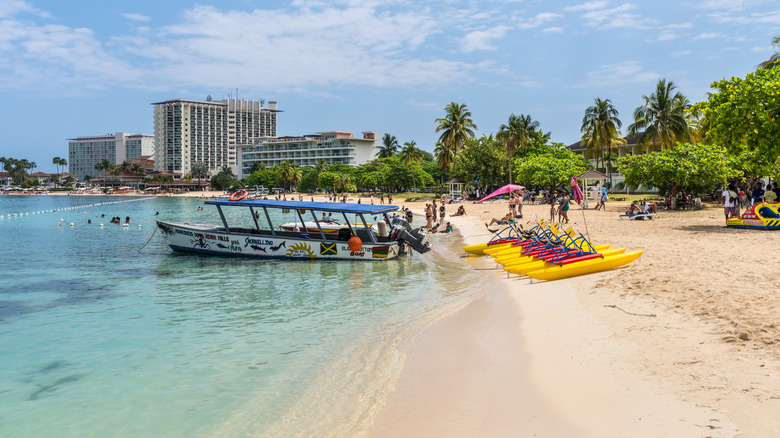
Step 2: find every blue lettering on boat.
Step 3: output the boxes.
[176,229,194,237]
[244,237,274,247]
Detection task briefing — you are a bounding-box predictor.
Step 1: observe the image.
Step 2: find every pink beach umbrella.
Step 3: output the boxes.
[571,176,584,205]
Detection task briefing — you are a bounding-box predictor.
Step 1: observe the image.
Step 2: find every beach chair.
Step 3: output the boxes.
[619,213,656,220]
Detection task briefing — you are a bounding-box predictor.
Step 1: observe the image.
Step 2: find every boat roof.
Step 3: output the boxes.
[205,199,399,215]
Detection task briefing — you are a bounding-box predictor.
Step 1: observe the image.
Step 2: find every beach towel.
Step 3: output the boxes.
[571,176,583,205]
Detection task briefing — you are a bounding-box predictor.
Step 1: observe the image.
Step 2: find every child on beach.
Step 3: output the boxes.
[549,196,557,223]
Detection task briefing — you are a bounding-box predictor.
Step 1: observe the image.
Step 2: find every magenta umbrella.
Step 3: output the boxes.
[475,184,525,203]
[571,176,584,204]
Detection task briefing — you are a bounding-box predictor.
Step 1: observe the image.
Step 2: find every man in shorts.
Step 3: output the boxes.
[722,184,737,221]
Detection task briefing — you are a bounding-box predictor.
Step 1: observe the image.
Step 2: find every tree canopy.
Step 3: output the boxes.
[514,143,593,191]
[617,142,738,199]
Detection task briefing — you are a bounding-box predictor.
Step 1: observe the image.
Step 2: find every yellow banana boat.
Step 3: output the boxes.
[505,248,627,276]
[525,250,644,281]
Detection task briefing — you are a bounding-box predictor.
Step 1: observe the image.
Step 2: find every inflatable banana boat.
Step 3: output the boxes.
[726,202,780,230]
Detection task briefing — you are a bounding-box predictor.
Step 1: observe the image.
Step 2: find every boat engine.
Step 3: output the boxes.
[389,217,431,254]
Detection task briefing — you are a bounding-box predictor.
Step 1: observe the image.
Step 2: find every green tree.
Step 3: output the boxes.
[318,171,337,190]
[63,175,75,187]
[399,140,424,191]
[376,133,399,158]
[94,159,112,180]
[433,142,455,173]
[246,168,279,189]
[276,161,301,190]
[21,177,38,188]
[247,161,265,174]
[52,156,62,174]
[435,102,477,157]
[618,143,738,208]
[759,35,780,69]
[190,161,209,191]
[580,98,625,187]
[694,66,780,163]
[451,135,507,187]
[514,143,593,192]
[627,79,691,150]
[210,166,235,191]
[497,114,541,184]
[119,161,130,172]
[130,163,144,174]
[334,173,353,192]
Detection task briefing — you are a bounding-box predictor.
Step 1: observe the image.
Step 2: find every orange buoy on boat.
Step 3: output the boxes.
[229,190,248,201]
[348,236,362,251]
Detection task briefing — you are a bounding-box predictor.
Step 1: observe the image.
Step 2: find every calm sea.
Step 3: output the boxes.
[0,195,485,437]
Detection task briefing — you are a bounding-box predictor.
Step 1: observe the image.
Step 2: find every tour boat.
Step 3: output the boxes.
[156,199,430,260]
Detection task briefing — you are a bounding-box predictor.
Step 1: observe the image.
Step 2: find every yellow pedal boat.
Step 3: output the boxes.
[505,248,626,276]
[525,250,644,281]
[496,244,610,267]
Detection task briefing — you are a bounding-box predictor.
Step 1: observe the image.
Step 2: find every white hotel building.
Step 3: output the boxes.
[68,132,154,182]
[236,131,380,179]
[152,98,280,176]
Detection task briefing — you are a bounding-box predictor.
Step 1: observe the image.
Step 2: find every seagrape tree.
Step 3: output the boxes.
[617,142,738,206]
[450,135,507,187]
[513,143,592,192]
[695,67,780,163]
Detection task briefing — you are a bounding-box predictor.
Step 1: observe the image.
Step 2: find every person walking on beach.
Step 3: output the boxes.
[516,191,524,219]
[549,195,557,223]
[722,183,738,220]
[558,191,570,224]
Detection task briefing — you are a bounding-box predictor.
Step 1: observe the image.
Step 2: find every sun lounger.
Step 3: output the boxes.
[619,213,656,220]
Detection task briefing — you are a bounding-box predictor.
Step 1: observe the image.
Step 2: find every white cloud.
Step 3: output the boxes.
[0,0,50,19]
[575,61,658,88]
[517,12,563,29]
[543,26,564,33]
[0,2,491,95]
[671,50,693,57]
[122,13,151,22]
[564,1,609,12]
[572,2,657,30]
[461,25,511,52]
[693,32,723,40]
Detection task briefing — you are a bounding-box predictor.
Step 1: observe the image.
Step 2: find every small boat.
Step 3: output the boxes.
[726,202,780,230]
[525,251,644,281]
[157,199,430,260]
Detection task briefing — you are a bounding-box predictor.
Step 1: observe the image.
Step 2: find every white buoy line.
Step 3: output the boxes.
[0,197,151,225]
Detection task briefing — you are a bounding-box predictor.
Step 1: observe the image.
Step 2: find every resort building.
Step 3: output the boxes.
[236,131,380,179]
[152,97,280,177]
[68,132,154,182]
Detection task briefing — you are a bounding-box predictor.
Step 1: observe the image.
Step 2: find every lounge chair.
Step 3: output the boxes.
[619,213,656,220]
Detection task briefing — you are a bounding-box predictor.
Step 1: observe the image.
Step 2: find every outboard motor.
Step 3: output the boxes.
[389,217,431,254]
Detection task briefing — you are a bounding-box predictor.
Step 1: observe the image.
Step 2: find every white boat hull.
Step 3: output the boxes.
[157,221,400,261]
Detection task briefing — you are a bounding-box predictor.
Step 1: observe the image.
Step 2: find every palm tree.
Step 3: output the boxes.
[627,79,692,150]
[94,159,112,182]
[435,102,478,156]
[109,165,121,187]
[277,161,301,191]
[759,35,780,69]
[58,157,67,174]
[119,161,130,172]
[497,114,541,184]
[580,98,625,187]
[434,142,455,172]
[334,173,353,193]
[52,157,61,175]
[130,163,144,174]
[400,141,423,192]
[376,134,399,158]
[190,161,208,191]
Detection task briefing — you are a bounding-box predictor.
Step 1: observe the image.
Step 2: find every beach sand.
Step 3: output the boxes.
[366,198,780,437]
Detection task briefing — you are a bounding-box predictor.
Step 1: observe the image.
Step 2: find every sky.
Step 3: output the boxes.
[1,0,778,173]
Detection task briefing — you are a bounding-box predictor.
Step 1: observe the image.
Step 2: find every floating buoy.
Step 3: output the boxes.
[348,236,363,251]
[69,223,74,227]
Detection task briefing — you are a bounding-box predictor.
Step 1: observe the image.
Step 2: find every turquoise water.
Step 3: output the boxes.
[0,195,481,437]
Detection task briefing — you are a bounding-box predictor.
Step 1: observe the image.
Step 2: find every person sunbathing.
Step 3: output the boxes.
[625,202,641,215]
[451,205,466,216]
[487,214,512,226]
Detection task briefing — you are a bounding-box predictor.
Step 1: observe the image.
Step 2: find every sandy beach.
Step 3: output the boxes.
[365,197,780,437]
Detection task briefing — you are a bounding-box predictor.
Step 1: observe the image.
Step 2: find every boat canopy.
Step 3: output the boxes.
[205,199,399,215]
